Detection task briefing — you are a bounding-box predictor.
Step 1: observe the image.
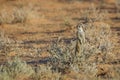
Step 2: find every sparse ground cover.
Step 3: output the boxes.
[0,0,120,80]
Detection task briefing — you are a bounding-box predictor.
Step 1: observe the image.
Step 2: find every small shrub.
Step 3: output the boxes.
[0,31,12,55]
[64,17,71,27]
[12,7,28,23]
[0,2,36,24]
[80,4,109,22]
[32,65,61,80]
[0,7,28,24]
[48,42,76,74]
[0,57,34,80]
[79,22,114,62]
[0,9,14,24]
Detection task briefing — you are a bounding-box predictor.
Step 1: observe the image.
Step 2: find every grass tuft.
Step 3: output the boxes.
[0,57,34,80]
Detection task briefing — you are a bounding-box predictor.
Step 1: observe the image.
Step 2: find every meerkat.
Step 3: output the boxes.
[75,23,85,55]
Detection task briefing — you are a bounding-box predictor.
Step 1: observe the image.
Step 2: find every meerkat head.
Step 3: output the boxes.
[77,23,84,32]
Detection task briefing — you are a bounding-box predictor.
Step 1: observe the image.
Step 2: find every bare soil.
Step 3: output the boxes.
[0,0,119,74]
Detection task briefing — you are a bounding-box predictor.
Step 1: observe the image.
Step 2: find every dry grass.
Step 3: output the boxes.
[0,1,38,24]
[0,2,119,80]
[0,57,34,80]
[80,4,109,23]
[0,7,27,24]
[0,24,119,79]
[0,31,13,55]
[47,5,119,79]
[31,65,61,80]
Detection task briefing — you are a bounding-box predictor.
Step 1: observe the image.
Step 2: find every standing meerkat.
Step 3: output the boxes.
[75,23,85,55]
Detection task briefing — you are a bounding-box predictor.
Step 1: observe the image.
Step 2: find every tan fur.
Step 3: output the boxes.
[75,23,85,55]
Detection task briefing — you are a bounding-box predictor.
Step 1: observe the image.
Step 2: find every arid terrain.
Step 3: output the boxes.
[0,0,119,80]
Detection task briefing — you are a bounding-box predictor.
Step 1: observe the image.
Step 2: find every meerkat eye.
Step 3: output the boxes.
[77,25,80,29]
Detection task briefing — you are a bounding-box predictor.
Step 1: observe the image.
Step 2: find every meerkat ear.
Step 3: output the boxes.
[77,23,81,28]
[80,23,84,27]
[77,23,82,29]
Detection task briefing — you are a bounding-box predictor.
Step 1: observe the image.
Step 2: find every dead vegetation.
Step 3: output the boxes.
[0,1,38,24]
[0,0,119,80]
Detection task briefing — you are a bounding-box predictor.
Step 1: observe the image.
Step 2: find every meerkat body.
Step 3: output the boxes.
[75,23,85,55]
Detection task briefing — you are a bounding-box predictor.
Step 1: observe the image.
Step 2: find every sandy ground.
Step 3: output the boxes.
[0,0,119,64]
